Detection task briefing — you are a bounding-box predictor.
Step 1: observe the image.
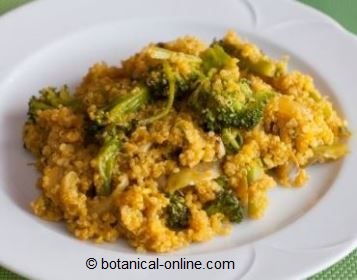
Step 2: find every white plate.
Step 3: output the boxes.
[0,0,356,279]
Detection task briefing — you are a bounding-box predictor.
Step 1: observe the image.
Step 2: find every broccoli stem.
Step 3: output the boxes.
[240,56,277,77]
[200,44,233,73]
[148,46,202,63]
[96,131,122,196]
[218,41,283,78]
[108,87,148,122]
[221,128,243,154]
[247,166,264,185]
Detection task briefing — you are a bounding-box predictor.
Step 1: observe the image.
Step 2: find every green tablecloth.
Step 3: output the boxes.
[0,0,356,279]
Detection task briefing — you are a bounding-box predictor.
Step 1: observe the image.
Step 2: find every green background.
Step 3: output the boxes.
[0,0,356,279]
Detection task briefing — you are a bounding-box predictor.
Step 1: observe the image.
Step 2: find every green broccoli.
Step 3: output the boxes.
[166,192,190,230]
[93,84,149,127]
[145,46,202,98]
[140,62,176,124]
[200,44,237,73]
[218,39,285,78]
[95,127,123,196]
[190,46,270,131]
[148,46,201,62]
[189,73,274,131]
[229,102,265,129]
[221,128,243,154]
[205,188,243,223]
[214,175,229,188]
[247,159,264,185]
[28,85,79,121]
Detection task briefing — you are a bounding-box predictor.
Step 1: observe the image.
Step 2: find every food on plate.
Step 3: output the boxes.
[23,31,350,252]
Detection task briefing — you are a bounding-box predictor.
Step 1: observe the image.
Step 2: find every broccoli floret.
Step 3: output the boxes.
[145,46,202,98]
[95,127,123,196]
[140,62,176,124]
[221,128,243,154]
[205,187,243,223]
[28,85,79,121]
[166,192,190,230]
[234,89,275,130]
[189,73,273,131]
[228,102,264,130]
[92,84,149,127]
[204,176,243,223]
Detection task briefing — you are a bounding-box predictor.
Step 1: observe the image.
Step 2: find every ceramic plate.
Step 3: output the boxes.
[0,0,356,279]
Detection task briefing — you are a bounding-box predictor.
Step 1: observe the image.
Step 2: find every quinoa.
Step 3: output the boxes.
[23,31,350,252]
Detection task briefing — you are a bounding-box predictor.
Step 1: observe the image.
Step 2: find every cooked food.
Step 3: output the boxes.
[23,31,350,252]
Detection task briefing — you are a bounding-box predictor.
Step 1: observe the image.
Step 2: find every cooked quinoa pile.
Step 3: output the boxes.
[23,31,350,252]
